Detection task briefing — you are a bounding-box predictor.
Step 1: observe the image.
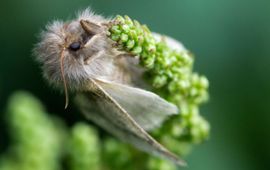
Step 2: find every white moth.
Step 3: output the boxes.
[34,9,186,166]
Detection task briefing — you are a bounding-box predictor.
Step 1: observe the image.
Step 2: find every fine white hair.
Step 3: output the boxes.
[34,8,113,91]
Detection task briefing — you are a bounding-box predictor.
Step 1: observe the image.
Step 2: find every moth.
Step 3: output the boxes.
[34,9,186,166]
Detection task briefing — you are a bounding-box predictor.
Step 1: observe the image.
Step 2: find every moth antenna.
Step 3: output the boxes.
[60,48,69,109]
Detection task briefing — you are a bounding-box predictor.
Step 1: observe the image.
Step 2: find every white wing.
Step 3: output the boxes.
[75,79,186,166]
[94,78,178,131]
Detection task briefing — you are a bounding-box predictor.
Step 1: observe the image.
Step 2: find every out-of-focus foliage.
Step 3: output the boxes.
[0,91,66,170]
[0,92,100,170]
[66,123,100,170]
[0,92,188,170]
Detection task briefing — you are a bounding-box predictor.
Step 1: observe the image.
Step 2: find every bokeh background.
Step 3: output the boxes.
[0,0,269,170]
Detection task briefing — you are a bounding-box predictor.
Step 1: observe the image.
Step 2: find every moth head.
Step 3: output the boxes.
[34,9,114,107]
[34,10,113,106]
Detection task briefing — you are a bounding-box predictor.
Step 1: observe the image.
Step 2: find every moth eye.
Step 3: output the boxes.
[68,42,81,51]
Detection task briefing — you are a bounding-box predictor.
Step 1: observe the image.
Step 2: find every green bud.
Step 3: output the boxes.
[67,123,100,170]
[120,33,129,42]
[131,46,142,55]
[129,30,138,39]
[115,15,125,23]
[199,76,209,88]
[146,44,156,53]
[124,15,133,26]
[111,34,120,41]
[142,25,151,33]
[153,75,167,88]
[143,57,155,69]
[121,24,130,33]
[126,40,135,49]
[111,25,121,34]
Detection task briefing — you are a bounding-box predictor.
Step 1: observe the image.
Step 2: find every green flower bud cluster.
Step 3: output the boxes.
[108,15,210,146]
[66,123,101,170]
[0,91,65,170]
[103,137,162,170]
[108,15,157,68]
[147,157,176,170]
[0,92,101,170]
[103,137,135,170]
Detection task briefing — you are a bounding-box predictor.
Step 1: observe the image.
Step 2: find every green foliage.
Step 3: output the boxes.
[102,138,138,170]
[0,92,102,170]
[0,91,66,170]
[108,15,210,149]
[66,123,100,170]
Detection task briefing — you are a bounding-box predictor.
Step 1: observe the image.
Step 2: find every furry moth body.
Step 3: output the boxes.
[34,9,186,166]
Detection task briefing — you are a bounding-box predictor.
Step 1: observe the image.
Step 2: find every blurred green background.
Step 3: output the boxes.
[0,0,269,170]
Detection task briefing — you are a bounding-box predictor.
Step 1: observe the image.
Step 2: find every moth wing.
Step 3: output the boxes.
[94,78,178,131]
[75,79,186,166]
